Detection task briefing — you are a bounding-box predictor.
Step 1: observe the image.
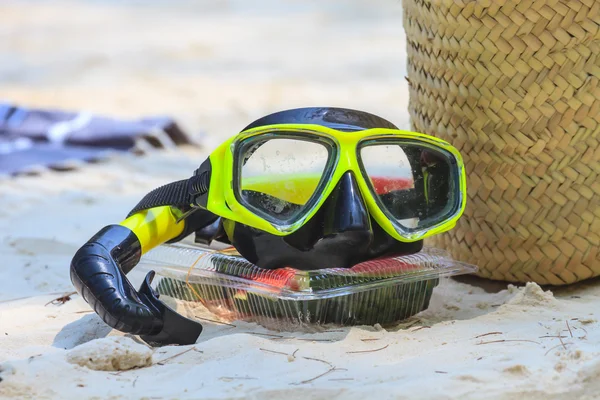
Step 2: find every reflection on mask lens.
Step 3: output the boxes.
[240,137,329,222]
[359,142,456,232]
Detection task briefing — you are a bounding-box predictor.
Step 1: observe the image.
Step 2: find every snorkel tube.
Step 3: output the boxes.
[69,205,216,346]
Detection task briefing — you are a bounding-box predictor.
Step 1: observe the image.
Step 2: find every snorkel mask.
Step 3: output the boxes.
[130,107,467,269]
[70,107,467,346]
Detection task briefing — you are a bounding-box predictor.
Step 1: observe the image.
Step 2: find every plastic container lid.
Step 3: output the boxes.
[138,243,477,329]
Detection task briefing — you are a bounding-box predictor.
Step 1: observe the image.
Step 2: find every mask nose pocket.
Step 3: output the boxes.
[323,171,372,241]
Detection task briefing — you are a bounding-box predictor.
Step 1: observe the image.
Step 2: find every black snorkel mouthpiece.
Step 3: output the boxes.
[70,224,203,346]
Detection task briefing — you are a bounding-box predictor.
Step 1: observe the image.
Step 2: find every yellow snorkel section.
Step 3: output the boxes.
[117,173,323,255]
[120,206,185,255]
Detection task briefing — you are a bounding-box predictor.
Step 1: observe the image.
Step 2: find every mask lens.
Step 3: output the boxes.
[239,137,330,223]
[359,141,458,232]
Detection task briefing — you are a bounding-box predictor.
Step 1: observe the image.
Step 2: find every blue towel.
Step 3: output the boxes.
[0,103,193,175]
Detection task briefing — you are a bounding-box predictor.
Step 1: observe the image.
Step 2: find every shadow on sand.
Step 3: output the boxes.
[52,313,112,350]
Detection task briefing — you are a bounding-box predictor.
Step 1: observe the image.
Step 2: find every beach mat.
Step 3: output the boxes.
[0,103,196,176]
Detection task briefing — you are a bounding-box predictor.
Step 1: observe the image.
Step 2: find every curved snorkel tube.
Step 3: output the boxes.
[69,205,218,346]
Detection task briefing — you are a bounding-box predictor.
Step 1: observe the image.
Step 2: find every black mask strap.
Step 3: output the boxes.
[127,158,212,218]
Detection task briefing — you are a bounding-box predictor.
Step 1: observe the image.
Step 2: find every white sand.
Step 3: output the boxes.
[1,1,599,399]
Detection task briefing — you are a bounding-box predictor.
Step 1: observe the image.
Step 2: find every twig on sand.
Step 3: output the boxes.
[260,347,301,361]
[288,338,336,343]
[244,332,285,339]
[476,339,540,346]
[45,291,77,306]
[302,356,333,368]
[74,310,94,314]
[558,333,567,350]
[259,348,290,356]
[400,320,420,329]
[261,348,336,369]
[435,371,448,374]
[259,346,347,382]
[411,326,431,332]
[566,320,573,338]
[194,316,236,328]
[293,367,347,385]
[474,332,502,339]
[277,351,348,385]
[360,338,380,342]
[133,376,139,388]
[347,344,389,354]
[545,342,573,356]
[155,347,198,365]
[296,368,336,384]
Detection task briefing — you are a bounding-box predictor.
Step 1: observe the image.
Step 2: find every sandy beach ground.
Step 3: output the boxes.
[1,1,599,399]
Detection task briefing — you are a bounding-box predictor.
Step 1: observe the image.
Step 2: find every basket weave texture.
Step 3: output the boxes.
[403,0,600,285]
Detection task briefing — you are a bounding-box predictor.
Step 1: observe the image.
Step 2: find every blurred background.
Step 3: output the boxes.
[0,0,409,145]
[0,0,412,298]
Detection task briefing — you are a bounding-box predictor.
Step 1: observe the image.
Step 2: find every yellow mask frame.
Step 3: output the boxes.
[203,123,467,243]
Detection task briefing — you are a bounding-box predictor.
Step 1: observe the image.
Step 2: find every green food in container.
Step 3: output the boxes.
[140,243,475,328]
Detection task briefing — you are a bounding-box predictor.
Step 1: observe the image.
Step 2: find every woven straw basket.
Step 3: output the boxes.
[403,0,600,285]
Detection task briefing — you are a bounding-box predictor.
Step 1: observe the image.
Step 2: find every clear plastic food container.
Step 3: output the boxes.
[137,243,477,330]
